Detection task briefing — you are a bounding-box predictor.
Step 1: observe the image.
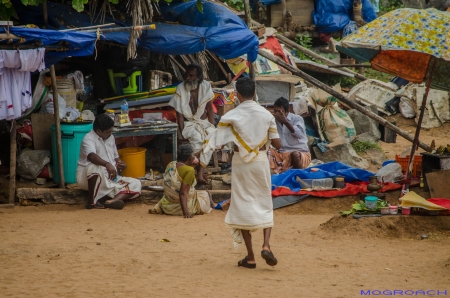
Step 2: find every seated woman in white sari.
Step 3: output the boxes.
[149,144,215,218]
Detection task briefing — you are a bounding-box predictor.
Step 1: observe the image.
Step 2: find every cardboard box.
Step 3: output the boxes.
[31,113,55,151]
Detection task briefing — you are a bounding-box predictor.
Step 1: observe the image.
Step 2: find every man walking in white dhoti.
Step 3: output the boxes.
[77,114,141,210]
[199,77,281,268]
[168,64,216,183]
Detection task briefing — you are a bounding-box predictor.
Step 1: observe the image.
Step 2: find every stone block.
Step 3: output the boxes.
[347,108,381,140]
[353,132,379,143]
[313,142,369,169]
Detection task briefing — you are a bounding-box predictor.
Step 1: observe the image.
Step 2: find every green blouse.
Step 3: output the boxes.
[177,165,195,186]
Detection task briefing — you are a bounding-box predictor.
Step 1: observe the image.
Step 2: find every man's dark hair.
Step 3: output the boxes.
[273,97,290,112]
[93,113,114,131]
[185,63,204,82]
[235,77,255,99]
[177,144,194,162]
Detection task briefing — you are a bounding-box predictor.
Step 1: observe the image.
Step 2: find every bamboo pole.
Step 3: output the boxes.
[42,0,48,28]
[328,64,372,68]
[209,52,232,83]
[83,24,156,33]
[243,0,255,79]
[275,34,367,81]
[281,0,287,31]
[257,49,431,152]
[61,23,116,32]
[9,120,16,204]
[50,65,65,188]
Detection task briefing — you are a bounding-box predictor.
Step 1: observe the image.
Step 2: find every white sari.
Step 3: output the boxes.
[168,81,216,153]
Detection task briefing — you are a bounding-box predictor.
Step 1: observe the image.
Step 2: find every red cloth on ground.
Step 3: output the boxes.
[259,36,289,63]
[427,198,450,210]
[272,182,402,198]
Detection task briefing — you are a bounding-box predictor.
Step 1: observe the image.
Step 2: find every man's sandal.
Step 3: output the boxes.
[261,250,278,266]
[85,202,105,209]
[104,200,125,210]
[238,256,256,269]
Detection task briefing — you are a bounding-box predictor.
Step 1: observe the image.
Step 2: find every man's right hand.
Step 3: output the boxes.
[105,162,117,180]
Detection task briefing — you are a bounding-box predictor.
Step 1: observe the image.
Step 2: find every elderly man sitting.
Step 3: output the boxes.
[268,97,311,173]
[77,114,142,210]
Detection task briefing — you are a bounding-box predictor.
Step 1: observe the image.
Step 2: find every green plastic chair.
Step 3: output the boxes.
[107,69,142,95]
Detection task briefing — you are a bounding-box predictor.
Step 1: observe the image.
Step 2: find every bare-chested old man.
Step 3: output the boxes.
[168,64,215,183]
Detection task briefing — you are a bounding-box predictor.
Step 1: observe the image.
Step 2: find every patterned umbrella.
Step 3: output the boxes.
[336,8,450,194]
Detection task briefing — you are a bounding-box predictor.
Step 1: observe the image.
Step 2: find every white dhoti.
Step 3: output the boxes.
[169,81,216,154]
[225,151,274,249]
[76,164,141,204]
[182,119,216,154]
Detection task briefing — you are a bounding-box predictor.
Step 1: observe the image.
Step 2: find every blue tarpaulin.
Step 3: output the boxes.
[312,0,377,33]
[8,0,258,65]
[271,162,374,191]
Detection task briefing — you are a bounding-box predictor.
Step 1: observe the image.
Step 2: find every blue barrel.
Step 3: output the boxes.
[51,122,93,184]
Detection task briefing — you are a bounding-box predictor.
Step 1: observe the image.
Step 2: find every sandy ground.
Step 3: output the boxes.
[1,114,450,297]
[1,203,449,298]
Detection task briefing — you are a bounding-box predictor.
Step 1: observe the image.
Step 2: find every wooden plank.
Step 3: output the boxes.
[16,188,231,205]
[425,170,450,198]
[9,120,16,205]
[31,113,55,151]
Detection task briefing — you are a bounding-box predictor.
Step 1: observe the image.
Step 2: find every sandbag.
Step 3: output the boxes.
[317,96,356,143]
[17,149,51,180]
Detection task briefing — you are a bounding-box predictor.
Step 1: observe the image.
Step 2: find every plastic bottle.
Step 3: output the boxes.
[120,99,130,124]
[296,177,334,189]
[105,109,115,122]
[121,99,129,115]
[311,178,334,189]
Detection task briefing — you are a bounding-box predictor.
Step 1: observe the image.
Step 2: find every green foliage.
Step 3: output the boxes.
[294,33,313,60]
[340,199,388,216]
[379,0,404,15]
[351,141,381,153]
[223,0,244,11]
[196,0,203,13]
[364,68,393,82]
[0,2,15,20]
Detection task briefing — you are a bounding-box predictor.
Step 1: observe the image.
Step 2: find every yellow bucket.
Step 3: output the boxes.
[118,147,146,178]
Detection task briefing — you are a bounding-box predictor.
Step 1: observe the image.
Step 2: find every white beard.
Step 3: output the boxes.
[184,80,199,92]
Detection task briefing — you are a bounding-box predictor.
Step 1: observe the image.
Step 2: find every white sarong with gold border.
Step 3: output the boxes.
[199,100,280,249]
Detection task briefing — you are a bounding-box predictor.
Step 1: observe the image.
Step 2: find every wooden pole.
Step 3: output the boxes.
[50,65,65,188]
[257,49,431,152]
[209,52,232,83]
[42,0,48,28]
[9,120,16,204]
[281,0,287,31]
[275,34,367,81]
[243,0,255,79]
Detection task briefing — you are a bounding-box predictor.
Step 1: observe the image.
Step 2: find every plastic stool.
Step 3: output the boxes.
[107,69,142,95]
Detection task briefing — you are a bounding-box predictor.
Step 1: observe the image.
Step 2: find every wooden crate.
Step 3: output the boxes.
[269,0,315,28]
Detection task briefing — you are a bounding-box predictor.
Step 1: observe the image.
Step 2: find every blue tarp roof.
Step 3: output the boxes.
[6,0,258,65]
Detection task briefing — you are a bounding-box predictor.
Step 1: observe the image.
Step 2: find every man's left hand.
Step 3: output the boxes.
[116,160,127,171]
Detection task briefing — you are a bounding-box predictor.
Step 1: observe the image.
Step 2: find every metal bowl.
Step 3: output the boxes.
[147,185,164,192]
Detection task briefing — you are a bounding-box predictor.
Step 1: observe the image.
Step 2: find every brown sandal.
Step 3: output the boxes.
[238,256,256,269]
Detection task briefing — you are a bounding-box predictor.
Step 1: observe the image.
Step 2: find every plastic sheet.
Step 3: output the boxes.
[312,0,377,33]
[271,161,374,192]
[11,0,259,65]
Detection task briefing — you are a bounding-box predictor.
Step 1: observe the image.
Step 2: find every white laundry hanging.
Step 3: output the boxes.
[0,48,46,120]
